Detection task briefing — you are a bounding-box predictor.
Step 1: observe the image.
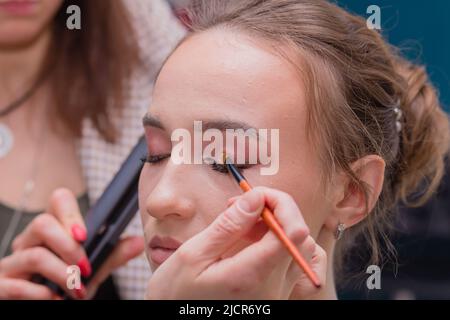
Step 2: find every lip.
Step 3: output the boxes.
[0,0,38,16]
[149,236,182,265]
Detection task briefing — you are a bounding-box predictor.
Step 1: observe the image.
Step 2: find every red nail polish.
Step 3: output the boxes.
[74,284,87,300]
[71,224,87,242]
[77,257,92,278]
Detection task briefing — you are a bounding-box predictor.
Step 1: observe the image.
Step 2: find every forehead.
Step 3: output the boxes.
[151,28,307,130]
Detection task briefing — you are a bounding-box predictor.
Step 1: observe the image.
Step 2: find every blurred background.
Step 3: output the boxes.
[166,0,450,299]
[337,0,450,111]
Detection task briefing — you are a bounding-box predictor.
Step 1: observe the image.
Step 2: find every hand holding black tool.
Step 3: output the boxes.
[34,136,147,298]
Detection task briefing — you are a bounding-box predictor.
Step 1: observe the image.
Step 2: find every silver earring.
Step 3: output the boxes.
[335,223,346,240]
[393,99,403,133]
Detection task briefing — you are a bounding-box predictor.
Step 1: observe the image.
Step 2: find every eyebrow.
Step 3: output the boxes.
[142,113,256,133]
[142,114,164,129]
[201,120,255,132]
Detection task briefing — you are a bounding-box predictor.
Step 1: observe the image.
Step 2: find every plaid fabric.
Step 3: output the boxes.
[79,0,186,300]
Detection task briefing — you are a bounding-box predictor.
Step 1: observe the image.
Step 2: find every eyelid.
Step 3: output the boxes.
[210,162,229,173]
[140,154,254,174]
[141,153,171,164]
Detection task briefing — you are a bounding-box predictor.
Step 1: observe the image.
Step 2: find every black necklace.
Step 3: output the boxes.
[0,75,44,117]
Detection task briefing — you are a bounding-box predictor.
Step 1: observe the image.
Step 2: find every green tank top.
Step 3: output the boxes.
[0,193,90,257]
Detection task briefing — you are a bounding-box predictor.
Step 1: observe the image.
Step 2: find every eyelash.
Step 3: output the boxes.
[210,161,253,174]
[140,154,171,164]
[210,161,229,174]
[141,154,252,174]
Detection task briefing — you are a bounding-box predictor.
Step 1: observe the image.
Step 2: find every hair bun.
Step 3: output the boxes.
[393,59,450,205]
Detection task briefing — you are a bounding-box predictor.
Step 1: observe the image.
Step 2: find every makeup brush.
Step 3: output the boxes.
[223,154,322,288]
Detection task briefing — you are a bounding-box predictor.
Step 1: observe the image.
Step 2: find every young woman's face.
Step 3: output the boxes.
[139,29,332,271]
[0,0,63,47]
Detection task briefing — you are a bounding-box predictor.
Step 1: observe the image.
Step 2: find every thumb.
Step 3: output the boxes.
[182,189,264,268]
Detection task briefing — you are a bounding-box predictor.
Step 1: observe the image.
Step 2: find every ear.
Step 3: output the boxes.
[326,155,385,230]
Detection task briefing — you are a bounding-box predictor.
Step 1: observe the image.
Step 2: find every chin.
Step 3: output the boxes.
[0,22,47,48]
[146,249,159,272]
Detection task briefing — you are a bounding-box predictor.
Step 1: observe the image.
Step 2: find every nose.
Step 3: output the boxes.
[144,162,196,221]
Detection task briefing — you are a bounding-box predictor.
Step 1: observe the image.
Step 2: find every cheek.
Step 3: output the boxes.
[41,0,64,12]
[185,169,237,228]
[138,166,159,226]
[195,194,227,227]
[244,158,328,239]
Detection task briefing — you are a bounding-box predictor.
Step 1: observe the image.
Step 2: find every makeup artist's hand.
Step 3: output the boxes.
[146,187,327,300]
[0,188,144,300]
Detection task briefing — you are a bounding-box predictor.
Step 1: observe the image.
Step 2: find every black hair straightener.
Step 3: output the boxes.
[34,136,147,298]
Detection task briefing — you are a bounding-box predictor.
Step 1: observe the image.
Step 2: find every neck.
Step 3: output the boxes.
[0,26,52,95]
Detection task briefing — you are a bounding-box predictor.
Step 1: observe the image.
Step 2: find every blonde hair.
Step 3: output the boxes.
[185,0,450,281]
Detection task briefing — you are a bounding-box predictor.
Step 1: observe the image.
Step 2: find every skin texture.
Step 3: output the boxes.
[139,28,386,299]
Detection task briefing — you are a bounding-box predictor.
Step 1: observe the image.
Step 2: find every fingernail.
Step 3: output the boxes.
[74,284,87,300]
[236,191,263,215]
[71,224,87,242]
[77,257,92,278]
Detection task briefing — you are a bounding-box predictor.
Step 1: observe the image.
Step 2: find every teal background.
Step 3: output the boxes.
[336,0,450,111]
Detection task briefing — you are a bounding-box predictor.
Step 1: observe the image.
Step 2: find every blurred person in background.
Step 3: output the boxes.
[0,0,185,299]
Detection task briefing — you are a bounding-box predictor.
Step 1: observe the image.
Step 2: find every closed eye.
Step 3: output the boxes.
[140,154,254,174]
[140,153,171,164]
